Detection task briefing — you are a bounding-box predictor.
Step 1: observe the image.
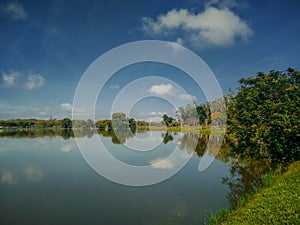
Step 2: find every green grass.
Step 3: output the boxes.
[207,160,300,225]
[138,126,226,136]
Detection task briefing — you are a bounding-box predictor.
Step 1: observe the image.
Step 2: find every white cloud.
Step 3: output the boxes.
[141,2,253,47]
[166,39,184,52]
[72,106,94,120]
[60,102,73,112]
[178,93,197,101]
[38,111,48,116]
[1,70,20,87]
[1,70,47,90]
[110,84,120,89]
[0,103,73,120]
[148,83,175,96]
[0,2,28,20]
[25,73,45,90]
[148,111,166,116]
[137,112,167,122]
[146,117,163,122]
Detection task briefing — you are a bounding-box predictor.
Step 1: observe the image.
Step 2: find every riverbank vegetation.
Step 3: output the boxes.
[1,68,299,224]
[207,68,300,224]
[207,160,300,225]
[2,68,298,162]
[227,68,300,162]
[0,118,73,129]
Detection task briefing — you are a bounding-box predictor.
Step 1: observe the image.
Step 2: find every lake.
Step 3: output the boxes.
[0,129,260,225]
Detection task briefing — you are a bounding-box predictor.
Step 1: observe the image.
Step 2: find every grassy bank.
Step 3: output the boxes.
[207,160,300,225]
[138,126,226,135]
[1,125,227,136]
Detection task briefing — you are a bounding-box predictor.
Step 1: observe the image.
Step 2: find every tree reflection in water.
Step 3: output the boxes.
[161,132,174,144]
[221,157,285,206]
[0,129,75,139]
[175,132,283,206]
[1,129,282,207]
[177,133,225,158]
[97,128,134,144]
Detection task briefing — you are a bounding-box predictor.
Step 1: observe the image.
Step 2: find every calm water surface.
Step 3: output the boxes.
[0,130,232,225]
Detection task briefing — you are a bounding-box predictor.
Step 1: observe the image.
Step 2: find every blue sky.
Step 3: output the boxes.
[0,0,299,120]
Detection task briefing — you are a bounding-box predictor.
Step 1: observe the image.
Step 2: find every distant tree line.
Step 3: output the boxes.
[0,128,75,139]
[0,118,95,130]
[161,68,300,162]
[96,112,137,133]
[162,98,226,128]
[0,118,73,129]
[1,68,299,162]
[0,114,148,133]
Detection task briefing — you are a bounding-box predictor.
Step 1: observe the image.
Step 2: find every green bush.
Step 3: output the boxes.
[227,68,300,161]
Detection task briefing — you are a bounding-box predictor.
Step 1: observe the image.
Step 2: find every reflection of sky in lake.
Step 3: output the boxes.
[123,131,162,151]
[101,132,177,166]
[0,131,230,225]
[0,166,44,185]
[0,137,77,153]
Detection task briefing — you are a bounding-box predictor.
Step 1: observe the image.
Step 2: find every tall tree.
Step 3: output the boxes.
[196,103,210,125]
[111,112,128,129]
[61,118,73,129]
[177,104,199,126]
[162,114,175,127]
[128,118,136,133]
[227,68,300,161]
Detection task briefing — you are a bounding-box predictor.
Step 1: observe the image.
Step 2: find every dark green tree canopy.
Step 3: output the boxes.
[227,68,300,161]
[162,114,176,127]
[61,118,72,129]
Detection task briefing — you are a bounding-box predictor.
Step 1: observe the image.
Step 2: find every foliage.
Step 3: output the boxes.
[176,104,199,126]
[72,119,94,129]
[207,160,300,225]
[161,132,174,144]
[61,118,72,129]
[111,112,128,129]
[176,103,211,126]
[208,97,227,127]
[0,128,75,139]
[128,118,136,133]
[96,119,111,130]
[221,158,274,206]
[227,68,300,161]
[0,118,62,129]
[162,114,176,126]
[176,100,226,127]
[196,103,210,125]
[136,120,150,127]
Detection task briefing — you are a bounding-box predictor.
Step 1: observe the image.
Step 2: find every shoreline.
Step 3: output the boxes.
[206,160,300,225]
[0,126,227,135]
